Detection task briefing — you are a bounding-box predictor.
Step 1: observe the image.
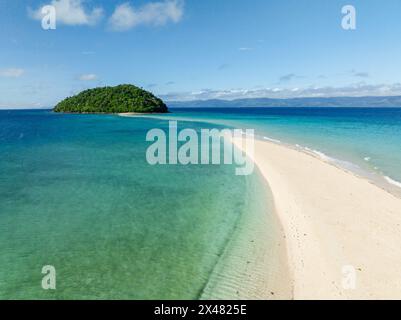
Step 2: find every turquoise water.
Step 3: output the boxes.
[160,108,401,195]
[0,110,276,299]
[3,106,400,299]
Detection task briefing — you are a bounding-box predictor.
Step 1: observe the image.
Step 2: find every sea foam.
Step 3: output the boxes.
[263,136,281,143]
[384,176,401,189]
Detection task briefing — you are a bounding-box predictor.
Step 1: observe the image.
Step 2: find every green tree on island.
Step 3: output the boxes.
[53,84,169,114]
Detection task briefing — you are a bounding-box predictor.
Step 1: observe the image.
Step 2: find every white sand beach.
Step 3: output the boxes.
[233,137,401,300]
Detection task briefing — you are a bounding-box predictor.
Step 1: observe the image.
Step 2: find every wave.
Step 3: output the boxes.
[304,147,332,162]
[263,136,281,143]
[293,144,368,177]
[293,143,401,193]
[298,145,336,163]
[384,176,401,189]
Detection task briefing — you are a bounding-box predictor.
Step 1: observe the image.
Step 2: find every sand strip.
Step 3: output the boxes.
[233,137,401,300]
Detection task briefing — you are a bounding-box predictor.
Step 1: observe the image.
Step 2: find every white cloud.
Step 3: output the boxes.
[0,102,45,109]
[161,83,401,101]
[238,47,253,51]
[109,0,184,31]
[29,0,103,26]
[78,73,98,81]
[0,68,25,78]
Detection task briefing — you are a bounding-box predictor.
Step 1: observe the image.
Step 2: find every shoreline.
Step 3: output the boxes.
[233,137,401,299]
[200,168,293,300]
[270,137,401,200]
[120,112,401,298]
[118,112,170,116]
[262,137,401,200]
[119,112,401,197]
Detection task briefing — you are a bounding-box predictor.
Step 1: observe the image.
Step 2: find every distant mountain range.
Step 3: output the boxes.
[167,96,401,108]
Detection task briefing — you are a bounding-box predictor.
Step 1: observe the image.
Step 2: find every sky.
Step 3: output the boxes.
[1,0,401,108]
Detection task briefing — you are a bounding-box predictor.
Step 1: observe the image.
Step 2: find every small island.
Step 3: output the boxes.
[53,84,168,114]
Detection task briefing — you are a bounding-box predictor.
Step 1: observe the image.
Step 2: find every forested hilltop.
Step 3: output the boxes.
[53,84,168,114]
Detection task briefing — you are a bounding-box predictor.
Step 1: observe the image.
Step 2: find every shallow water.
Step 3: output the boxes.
[0,110,282,299]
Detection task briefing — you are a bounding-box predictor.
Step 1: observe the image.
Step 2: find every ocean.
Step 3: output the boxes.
[0,109,282,299]
[1,106,400,299]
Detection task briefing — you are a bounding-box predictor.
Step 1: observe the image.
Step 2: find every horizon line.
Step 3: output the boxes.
[3,94,401,110]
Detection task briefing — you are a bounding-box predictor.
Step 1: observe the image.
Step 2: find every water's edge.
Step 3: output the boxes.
[200,165,293,300]
[120,114,293,299]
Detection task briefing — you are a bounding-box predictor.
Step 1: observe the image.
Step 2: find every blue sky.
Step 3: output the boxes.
[1,0,401,108]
